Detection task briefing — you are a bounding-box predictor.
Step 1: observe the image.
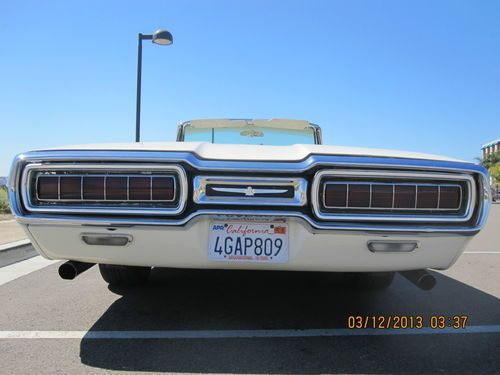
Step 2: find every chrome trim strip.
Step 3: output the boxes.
[9,150,488,174]
[211,187,289,195]
[22,164,187,215]
[7,150,491,234]
[312,170,475,222]
[11,209,485,235]
[193,176,308,206]
[80,176,84,200]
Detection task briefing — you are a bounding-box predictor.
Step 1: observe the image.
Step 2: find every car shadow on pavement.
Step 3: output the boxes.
[80,268,500,374]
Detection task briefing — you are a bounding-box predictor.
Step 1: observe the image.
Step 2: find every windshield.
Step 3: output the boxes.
[183,126,316,145]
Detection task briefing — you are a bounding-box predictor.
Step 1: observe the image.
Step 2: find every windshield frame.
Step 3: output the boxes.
[176,120,322,145]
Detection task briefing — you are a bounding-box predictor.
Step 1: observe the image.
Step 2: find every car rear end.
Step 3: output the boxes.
[8,148,490,279]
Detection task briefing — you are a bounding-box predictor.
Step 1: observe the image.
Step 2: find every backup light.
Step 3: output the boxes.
[367,241,419,253]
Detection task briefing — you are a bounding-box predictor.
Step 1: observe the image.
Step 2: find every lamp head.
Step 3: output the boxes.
[152,29,173,45]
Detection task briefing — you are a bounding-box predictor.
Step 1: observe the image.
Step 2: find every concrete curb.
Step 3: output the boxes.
[0,239,31,252]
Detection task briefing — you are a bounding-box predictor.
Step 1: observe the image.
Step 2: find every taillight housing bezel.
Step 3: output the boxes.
[21,163,187,216]
[311,169,476,223]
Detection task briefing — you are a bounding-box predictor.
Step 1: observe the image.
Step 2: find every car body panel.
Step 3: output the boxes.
[24,219,472,272]
[39,141,463,163]
[8,119,491,273]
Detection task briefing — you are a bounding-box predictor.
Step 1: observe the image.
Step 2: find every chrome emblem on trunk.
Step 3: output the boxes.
[244,186,256,196]
[212,186,289,196]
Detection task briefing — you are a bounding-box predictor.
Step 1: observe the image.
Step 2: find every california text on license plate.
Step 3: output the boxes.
[208,220,289,263]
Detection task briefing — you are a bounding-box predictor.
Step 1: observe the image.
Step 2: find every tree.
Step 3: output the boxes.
[490,163,500,184]
[478,149,500,185]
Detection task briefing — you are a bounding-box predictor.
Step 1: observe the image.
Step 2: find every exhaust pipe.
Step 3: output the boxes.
[399,269,436,291]
[58,261,95,280]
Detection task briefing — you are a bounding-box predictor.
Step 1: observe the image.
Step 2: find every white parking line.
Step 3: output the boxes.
[0,239,30,252]
[0,256,58,286]
[0,325,499,339]
[463,251,500,254]
[0,220,16,224]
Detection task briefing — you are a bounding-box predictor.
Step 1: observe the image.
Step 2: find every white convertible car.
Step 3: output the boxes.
[8,119,491,289]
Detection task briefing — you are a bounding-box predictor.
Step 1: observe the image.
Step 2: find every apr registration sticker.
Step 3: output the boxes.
[208,220,289,263]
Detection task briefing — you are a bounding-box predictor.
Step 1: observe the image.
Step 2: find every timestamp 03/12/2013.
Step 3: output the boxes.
[347,315,469,329]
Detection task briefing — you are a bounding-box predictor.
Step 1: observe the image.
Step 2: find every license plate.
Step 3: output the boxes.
[208,220,288,263]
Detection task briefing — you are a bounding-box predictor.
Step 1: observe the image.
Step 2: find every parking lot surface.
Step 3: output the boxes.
[0,220,27,245]
[0,206,499,374]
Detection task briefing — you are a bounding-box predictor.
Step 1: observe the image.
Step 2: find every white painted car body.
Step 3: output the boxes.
[8,119,491,273]
[25,219,472,272]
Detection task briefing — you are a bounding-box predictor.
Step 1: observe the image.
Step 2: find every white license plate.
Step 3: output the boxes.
[208,220,288,263]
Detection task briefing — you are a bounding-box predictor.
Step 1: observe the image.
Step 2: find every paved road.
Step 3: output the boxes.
[0,206,499,374]
[0,220,27,245]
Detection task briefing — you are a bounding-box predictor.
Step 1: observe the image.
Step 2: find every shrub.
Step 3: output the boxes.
[0,200,10,214]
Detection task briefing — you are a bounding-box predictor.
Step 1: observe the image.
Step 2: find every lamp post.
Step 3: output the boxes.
[135,29,173,142]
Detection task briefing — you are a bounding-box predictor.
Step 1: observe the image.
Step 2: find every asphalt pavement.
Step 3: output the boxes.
[0,205,499,374]
[0,220,27,245]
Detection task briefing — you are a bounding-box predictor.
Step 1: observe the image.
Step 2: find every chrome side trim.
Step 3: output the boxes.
[312,170,475,222]
[193,176,308,206]
[21,164,187,216]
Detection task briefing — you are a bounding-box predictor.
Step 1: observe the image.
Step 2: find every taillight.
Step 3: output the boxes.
[439,186,462,209]
[152,177,175,201]
[314,169,473,223]
[394,185,416,208]
[323,182,461,210]
[59,176,81,200]
[37,176,58,200]
[105,177,127,200]
[27,164,185,215]
[83,177,105,200]
[36,174,176,202]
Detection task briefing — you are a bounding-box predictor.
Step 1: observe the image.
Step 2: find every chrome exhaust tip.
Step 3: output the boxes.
[58,261,94,280]
[399,269,436,291]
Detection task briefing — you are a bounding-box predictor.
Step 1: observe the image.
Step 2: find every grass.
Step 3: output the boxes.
[0,187,8,204]
[0,186,10,214]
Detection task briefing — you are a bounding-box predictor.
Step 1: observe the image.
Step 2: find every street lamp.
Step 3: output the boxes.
[135,29,173,142]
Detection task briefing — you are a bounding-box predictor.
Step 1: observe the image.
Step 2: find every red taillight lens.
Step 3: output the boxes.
[324,183,347,207]
[417,186,439,209]
[348,184,370,207]
[439,186,461,209]
[129,177,151,200]
[152,177,175,201]
[322,182,462,211]
[371,184,393,208]
[37,176,59,200]
[106,177,127,200]
[394,185,416,208]
[37,174,177,202]
[83,177,104,200]
[60,176,81,200]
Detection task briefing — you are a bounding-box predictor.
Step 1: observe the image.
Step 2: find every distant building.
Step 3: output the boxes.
[481,138,500,190]
[482,138,500,158]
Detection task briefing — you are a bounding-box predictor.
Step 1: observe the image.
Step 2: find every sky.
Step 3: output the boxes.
[1,0,499,176]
